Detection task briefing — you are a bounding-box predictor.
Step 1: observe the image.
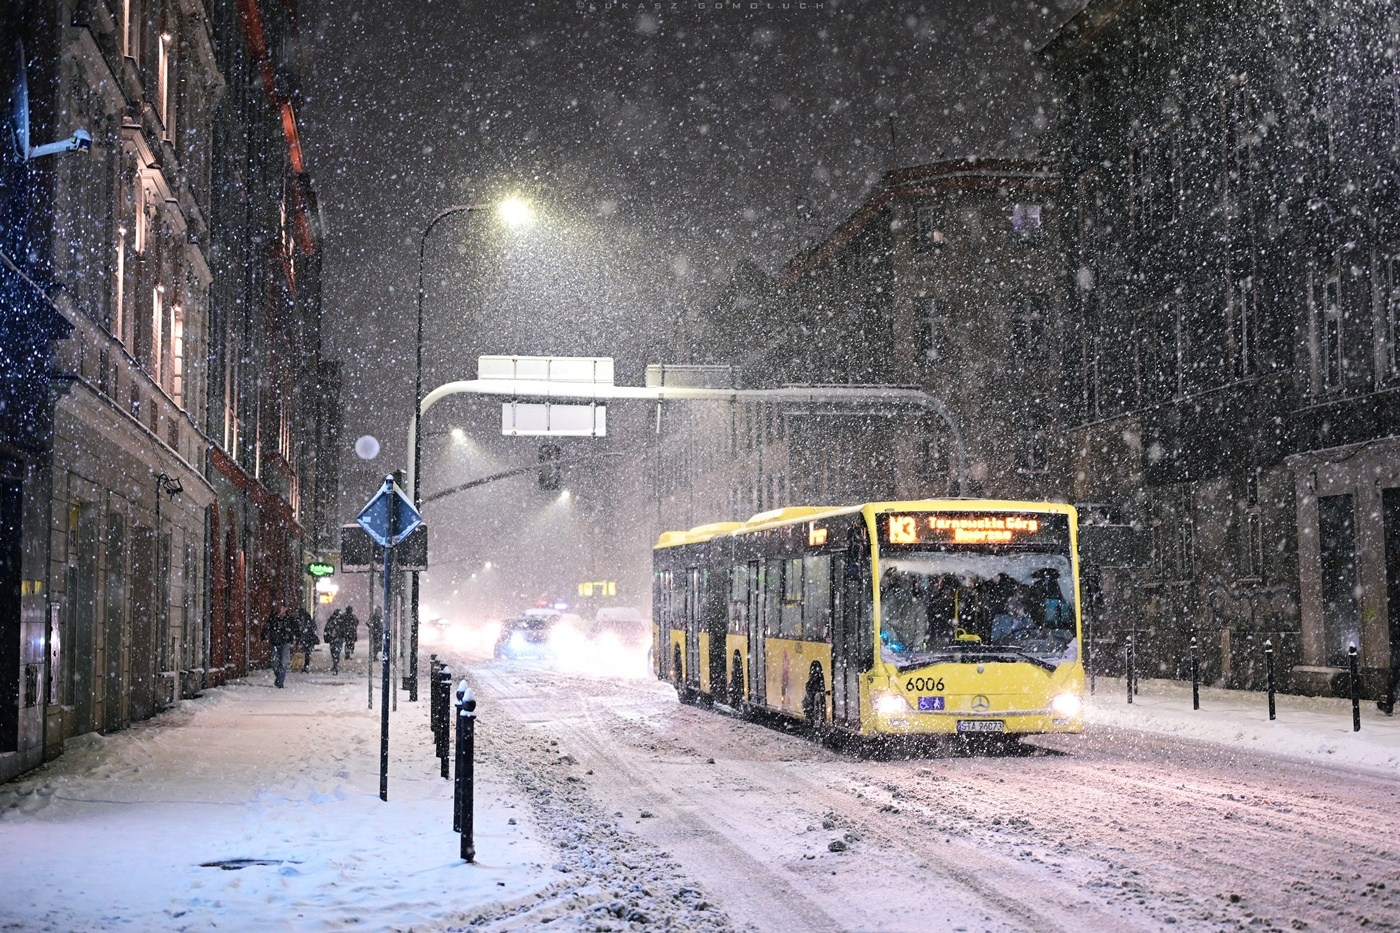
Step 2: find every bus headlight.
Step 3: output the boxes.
[874,693,911,715]
[1050,692,1083,717]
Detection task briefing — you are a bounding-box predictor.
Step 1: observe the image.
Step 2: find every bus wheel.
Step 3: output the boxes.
[729,651,745,709]
[803,664,828,734]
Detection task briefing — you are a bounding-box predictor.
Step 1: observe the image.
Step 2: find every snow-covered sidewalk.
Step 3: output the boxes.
[1087,676,1400,775]
[0,656,553,932]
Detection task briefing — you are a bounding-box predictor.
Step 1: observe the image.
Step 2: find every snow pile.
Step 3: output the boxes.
[0,654,739,932]
[1088,677,1400,775]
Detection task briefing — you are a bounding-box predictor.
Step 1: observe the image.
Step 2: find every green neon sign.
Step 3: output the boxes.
[307,561,336,577]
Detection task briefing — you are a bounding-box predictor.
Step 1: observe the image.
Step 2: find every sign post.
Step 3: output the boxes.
[356,476,423,802]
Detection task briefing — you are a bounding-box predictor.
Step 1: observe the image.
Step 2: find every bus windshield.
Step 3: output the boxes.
[877,550,1077,670]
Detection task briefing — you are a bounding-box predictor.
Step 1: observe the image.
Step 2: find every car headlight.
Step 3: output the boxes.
[874,693,912,715]
[1050,692,1083,717]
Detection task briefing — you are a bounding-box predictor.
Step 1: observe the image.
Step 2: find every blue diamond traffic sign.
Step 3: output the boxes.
[356,479,423,548]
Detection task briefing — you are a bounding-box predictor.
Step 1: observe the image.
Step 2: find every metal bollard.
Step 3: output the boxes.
[1349,643,1361,732]
[437,669,453,779]
[454,680,477,862]
[429,656,442,741]
[1126,636,1134,705]
[1191,635,1199,711]
[433,660,445,743]
[1265,639,1276,721]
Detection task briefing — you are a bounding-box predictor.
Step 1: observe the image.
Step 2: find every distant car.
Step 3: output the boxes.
[589,607,651,649]
[492,613,557,658]
[494,609,573,659]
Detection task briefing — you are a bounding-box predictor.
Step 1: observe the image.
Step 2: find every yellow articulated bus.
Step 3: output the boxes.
[652,500,1085,740]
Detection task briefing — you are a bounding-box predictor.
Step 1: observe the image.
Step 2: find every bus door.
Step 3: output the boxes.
[835,530,874,727]
[746,560,766,706]
[829,554,860,727]
[685,567,702,687]
[654,570,671,681]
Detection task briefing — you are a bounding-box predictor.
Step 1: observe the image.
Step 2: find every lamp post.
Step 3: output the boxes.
[409,199,533,699]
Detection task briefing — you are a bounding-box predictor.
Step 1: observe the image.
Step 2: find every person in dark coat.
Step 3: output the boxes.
[262,609,296,688]
[341,605,359,658]
[297,607,319,673]
[324,608,345,674]
[368,607,384,659]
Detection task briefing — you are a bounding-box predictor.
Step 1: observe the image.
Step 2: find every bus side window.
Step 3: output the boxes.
[803,554,831,641]
[764,559,784,638]
[781,557,803,638]
[729,564,748,635]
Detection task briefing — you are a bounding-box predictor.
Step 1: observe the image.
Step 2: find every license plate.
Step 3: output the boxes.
[917,696,945,711]
[956,720,1005,733]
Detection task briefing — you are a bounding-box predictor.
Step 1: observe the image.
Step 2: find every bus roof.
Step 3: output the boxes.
[653,499,1076,550]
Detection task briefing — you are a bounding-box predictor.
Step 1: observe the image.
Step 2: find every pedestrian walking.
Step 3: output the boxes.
[325,607,348,675]
[341,605,359,658]
[262,608,295,688]
[297,607,319,673]
[368,607,384,657]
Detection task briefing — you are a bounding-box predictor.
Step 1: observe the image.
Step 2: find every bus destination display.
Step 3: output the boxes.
[883,512,1068,548]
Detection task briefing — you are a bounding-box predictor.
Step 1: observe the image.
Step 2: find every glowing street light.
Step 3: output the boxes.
[497,196,535,228]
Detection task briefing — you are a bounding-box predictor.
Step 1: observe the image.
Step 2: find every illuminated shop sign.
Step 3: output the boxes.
[807,524,829,547]
[883,512,1065,547]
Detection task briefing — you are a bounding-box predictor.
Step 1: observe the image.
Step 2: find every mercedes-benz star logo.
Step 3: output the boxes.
[971,694,991,711]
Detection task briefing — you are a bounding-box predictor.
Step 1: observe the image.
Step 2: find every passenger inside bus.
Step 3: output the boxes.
[878,555,1077,667]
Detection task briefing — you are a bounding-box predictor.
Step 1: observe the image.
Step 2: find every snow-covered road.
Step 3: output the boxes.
[2,647,1398,933]
[462,656,1400,933]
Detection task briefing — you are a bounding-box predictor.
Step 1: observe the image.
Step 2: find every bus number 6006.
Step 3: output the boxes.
[906,677,944,692]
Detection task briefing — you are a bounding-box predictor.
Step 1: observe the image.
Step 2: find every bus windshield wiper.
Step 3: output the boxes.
[932,644,1059,673]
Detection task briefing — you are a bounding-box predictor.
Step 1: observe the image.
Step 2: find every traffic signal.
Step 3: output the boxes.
[538,442,562,490]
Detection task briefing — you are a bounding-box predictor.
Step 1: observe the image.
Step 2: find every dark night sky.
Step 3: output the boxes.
[299,0,1082,614]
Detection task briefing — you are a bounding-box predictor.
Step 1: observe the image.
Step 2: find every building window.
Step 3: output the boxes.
[157,32,173,133]
[1130,131,1177,237]
[1140,301,1180,404]
[1223,77,1257,221]
[122,0,139,59]
[913,205,945,252]
[1017,432,1049,474]
[1010,203,1042,241]
[919,434,948,490]
[1178,523,1194,580]
[1383,253,1400,380]
[1242,510,1263,580]
[152,285,164,383]
[914,297,947,363]
[1230,274,1256,378]
[171,304,184,408]
[114,226,127,344]
[1011,295,1048,352]
[1317,274,1343,391]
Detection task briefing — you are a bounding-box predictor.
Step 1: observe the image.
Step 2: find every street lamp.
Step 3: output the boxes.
[408,198,535,699]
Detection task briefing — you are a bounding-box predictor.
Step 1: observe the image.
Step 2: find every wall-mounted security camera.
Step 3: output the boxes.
[28,128,93,160]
